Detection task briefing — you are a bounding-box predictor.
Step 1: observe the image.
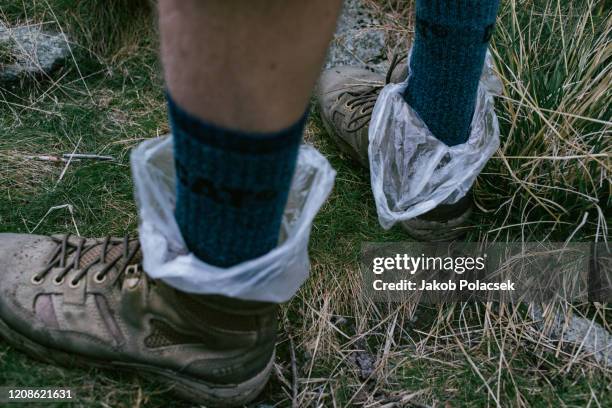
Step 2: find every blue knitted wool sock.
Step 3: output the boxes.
[403,0,500,146]
[168,94,305,267]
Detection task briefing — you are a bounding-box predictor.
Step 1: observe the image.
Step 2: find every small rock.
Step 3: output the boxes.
[349,338,377,380]
[532,306,612,367]
[0,21,69,81]
[325,0,388,73]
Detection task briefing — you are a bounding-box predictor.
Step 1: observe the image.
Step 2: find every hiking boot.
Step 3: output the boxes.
[316,58,472,241]
[0,233,277,407]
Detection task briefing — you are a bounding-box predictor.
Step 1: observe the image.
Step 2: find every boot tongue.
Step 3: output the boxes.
[77,244,123,268]
[59,237,143,282]
[76,240,141,268]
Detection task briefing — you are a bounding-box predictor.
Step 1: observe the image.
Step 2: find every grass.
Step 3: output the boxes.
[0,0,610,407]
[0,39,17,66]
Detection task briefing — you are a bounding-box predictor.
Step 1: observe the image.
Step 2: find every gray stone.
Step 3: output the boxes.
[325,0,388,73]
[0,21,69,81]
[532,306,611,367]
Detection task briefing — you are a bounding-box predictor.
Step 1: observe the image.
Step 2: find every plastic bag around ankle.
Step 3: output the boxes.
[130,135,335,303]
[369,51,501,230]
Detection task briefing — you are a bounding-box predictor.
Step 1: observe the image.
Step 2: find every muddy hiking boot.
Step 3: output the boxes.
[317,56,472,241]
[0,233,277,407]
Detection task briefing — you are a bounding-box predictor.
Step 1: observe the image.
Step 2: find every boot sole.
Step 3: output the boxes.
[400,205,472,242]
[0,315,273,407]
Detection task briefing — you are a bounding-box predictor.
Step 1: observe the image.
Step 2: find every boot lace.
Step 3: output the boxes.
[31,234,141,287]
[343,54,408,128]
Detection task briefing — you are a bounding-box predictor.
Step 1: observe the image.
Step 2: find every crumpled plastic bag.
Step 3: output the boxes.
[368,50,502,229]
[130,135,336,303]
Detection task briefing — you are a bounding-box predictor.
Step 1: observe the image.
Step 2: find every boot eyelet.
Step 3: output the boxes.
[94,273,106,283]
[54,276,65,285]
[31,275,44,285]
[125,264,140,276]
[69,280,81,288]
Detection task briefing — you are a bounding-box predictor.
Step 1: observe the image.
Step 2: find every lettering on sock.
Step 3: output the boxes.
[176,160,279,208]
[416,17,449,39]
[416,17,496,43]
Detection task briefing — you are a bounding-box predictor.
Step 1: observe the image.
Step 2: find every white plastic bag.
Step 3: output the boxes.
[130,135,336,303]
[369,51,501,229]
